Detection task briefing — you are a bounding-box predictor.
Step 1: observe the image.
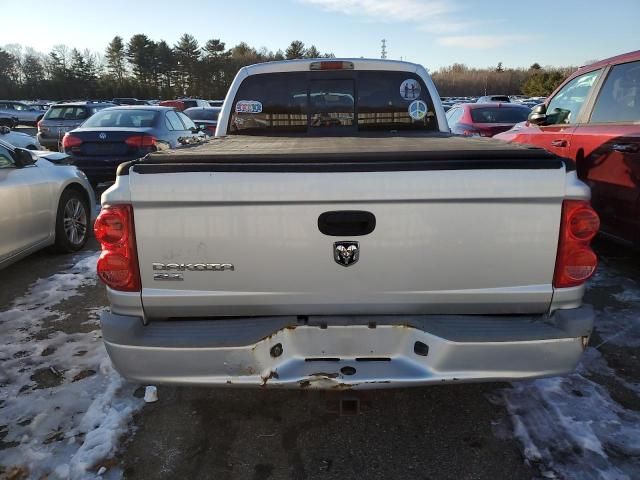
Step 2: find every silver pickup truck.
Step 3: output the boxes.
[96,59,599,389]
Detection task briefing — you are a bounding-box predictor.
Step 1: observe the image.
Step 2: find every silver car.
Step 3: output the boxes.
[0,139,95,269]
[0,101,45,126]
[37,101,115,150]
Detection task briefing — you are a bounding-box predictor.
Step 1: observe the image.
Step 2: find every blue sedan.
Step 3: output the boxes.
[62,106,206,188]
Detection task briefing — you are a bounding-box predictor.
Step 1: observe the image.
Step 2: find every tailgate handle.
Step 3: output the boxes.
[318,211,376,236]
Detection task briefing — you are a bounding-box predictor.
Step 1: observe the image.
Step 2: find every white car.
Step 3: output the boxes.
[0,139,95,269]
[0,126,41,149]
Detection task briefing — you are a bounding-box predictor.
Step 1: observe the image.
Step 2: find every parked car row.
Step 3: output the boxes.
[0,100,45,126]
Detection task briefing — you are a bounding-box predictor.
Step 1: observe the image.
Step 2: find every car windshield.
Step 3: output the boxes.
[45,106,89,121]
[228,70,438,135]
[471,107,530,123]
[186,108,220,121]
[82,109,158,128]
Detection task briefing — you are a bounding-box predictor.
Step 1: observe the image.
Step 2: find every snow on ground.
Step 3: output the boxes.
[0,252,143,480]
[492,263,640,480]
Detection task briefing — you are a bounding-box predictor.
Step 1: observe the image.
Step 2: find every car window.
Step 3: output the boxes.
[546,69,601,125]
[309,79,355,129]
[229,71,437,135]
[45,106,89,121]
[165,111,185,130]
[0,103,14,110]
[446,107,463,125]
[471,107,530,123]
[12,103,28,111]
[177,112,197,130]
[590,61,640,123]
[83,109,158,128]
[0,145,14,168]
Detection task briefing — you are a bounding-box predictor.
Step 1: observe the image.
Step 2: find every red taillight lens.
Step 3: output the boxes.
[62,134,82,150]
[125,135,157,148]
[553,200,599,288]
[94,205,140,292]
[37,120,42,130]
[567,207,600,241]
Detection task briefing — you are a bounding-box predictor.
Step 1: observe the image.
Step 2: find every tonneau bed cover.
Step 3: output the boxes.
[118,135,567,175]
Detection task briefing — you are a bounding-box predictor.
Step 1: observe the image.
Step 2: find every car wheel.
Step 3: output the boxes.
[0,119,11,128]
[53,189,90,253]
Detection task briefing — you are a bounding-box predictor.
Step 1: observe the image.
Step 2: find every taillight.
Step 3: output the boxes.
[461,129,481,137]
[125,134,157,149]
[553,200,600,288]
[94,205,140,292]
[37,120,42,130]
[62,134,82,151]
[310,61,354,70]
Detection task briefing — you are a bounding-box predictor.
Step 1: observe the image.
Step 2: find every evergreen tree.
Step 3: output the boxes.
[174,33,200,95]
[105,36,126,82]
[285,40,305,59]
[304,45,321,58]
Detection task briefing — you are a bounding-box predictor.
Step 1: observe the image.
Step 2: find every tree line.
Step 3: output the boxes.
[431,62,576,97]
[0,35,332,101]
[0,34,576,101]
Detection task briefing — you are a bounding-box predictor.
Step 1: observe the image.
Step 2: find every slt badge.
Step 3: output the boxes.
[334,241,359,267]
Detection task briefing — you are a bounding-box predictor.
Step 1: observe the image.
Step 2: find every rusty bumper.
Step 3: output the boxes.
[101,308,594,389]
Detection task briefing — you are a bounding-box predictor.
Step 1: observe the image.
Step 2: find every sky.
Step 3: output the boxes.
[2,0,638,70]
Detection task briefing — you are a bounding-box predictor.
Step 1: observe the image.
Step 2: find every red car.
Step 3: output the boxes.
[495,50,640,246]
[446,102,531,137]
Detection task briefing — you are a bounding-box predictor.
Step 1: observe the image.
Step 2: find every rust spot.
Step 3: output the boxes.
[260,370,279,386]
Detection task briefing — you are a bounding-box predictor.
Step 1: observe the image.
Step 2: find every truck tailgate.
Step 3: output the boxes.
[125,142,568,318]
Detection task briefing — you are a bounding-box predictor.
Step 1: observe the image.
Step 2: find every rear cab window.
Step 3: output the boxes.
[228,71,438,135]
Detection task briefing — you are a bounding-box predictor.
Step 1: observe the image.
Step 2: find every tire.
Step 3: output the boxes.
[0,119,11,128]
[53,188,90,253]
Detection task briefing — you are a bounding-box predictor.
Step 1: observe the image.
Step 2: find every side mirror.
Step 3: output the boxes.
[14,148,36,168]
[528,104,548,126]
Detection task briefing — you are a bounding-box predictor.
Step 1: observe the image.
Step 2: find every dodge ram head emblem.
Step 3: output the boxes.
[334,241,359,267]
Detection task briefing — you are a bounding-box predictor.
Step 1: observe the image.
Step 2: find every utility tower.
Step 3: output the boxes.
[381,39,387,59]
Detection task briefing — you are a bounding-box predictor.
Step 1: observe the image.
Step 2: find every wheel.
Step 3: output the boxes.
[0,119,11,128]
[53,189,90,253]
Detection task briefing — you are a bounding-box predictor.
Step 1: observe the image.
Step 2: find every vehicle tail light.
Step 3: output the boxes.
[310,61,354,70]
[94,205,140,292]
[125,134,157,149]
[553,200,600,288]
[62,134,82,151]
[461,129,481,137]
[37,120,42,130]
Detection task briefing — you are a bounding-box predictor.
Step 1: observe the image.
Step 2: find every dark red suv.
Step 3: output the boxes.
[496,50,640,246]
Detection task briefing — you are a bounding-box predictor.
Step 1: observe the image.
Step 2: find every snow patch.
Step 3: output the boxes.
[0,252,143,479]
[494,263,640,479]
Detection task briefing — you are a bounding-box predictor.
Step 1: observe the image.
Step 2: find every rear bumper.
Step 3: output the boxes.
[71,155,140,184]
[101,307,594,389]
